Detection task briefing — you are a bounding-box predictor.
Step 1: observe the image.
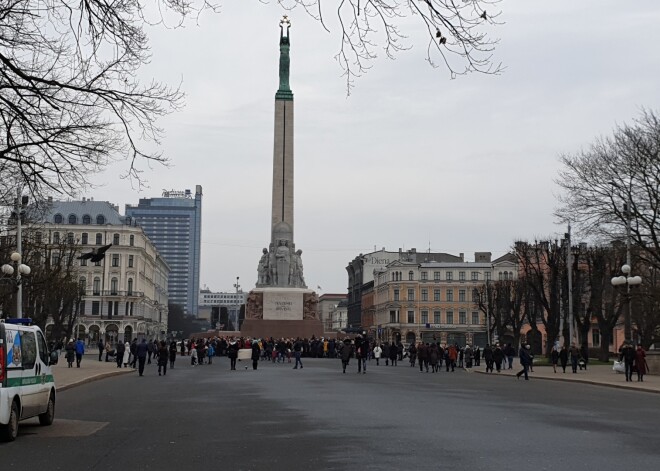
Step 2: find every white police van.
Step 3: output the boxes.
[0,318,57,441]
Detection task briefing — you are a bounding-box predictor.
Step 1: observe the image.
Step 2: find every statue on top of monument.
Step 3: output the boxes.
[290,249,306,287]
[277,15,293,99]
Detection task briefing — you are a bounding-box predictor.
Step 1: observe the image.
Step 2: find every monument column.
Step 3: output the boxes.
[271,16,294,243]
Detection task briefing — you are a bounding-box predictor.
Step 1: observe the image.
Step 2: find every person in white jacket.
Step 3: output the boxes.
[373,344,383,366]
[122,342,131,368]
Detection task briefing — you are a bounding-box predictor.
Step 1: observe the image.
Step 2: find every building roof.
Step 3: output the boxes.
[42,200,129,226]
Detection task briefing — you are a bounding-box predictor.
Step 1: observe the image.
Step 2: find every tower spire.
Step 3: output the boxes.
[276,16,293,100]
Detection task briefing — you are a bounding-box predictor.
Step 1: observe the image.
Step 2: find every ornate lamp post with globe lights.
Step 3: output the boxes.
[1,252,31,318]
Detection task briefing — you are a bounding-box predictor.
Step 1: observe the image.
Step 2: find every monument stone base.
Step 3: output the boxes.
[241,287,323,339]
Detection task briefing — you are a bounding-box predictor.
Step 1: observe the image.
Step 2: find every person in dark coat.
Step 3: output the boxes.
[136,338,148,376]
[619,341,636,382]
[516,344,532,380]
[157,341,168,376]
[483,344,494,373]
[579,344,589,370]
[227,339,239,370]
[473,346,481,367]
[116,341,125,369]
[382,343,390,366]
[417,343,428,372]
[551,346,559,373]
[129,339,138,368]
[339,339,354,373]
[568,343,580,373]
[147,340,155,365]
[65,340,75,368]
[251,340,261,370]
[97,339,104,362]
[408,343,417,367]
[389,342,398,366]
[559,346,568,373]
[429,344,439,372]
[492,344,504,372]
[169,341,177,369]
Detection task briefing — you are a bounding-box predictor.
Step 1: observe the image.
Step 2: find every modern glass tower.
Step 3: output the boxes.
[126,186,202,316]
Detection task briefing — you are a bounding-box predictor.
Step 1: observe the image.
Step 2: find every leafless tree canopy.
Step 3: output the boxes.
[555,109,660,271]
[1,1,501,198]
[0,0,198,199]
[288,0,503,91]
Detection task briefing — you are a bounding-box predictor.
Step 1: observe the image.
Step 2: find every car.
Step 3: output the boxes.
[0,318,58,441]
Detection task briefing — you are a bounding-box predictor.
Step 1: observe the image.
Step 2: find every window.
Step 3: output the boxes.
[35,232,42,244]
[394,289,400,301]
[459,311,467,324]
[127,278,133,295]
[111,254,119,267]
[96,214,106,225]
[54,214,63,224]
[79,277,86,294]
[499,272,503,281]
[446,289,453,302]
[459,290,466,302]
[407,311,415,323]
[67,232,75,244]
[68,214,77,224]
[128,255,134,268]
[446,271,453,281]
[129,235,134,246]
[408,271,414,281]
[459,271,466,281]
[434,272,440,281]
[20,331,37,369]
[421,311,428,324]
[446,311,454,324]
[472,312,480,325]
[113,233,120,245]
[407,289,414,301]
[51,253,60,266]
[485,271,491,281]
[434,289,440,301]
[37,331,49,365]
[82,214,91,225]
[421,271,428,281]
[472,289,480,302]
[93,277,101,295]
[81,233,88,245]
[79,300,86,316]
[110,277,118,295]
[434,311,441,323]
[421,289,428,301]
[92,301,100,315]
[94,260,101,267]
[471,272,479,281]
[390,310,398,323]
[96,233,103,245]
[509,271,514,280]
[592,329,601,347]
[80,258,87,267]
[53,231,60,244]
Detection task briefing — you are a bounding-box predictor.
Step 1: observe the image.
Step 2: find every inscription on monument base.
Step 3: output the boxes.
[263,290,303,320]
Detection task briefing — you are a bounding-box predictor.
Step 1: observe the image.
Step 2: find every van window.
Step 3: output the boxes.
[21,331,37,370]
[37,331,49,364]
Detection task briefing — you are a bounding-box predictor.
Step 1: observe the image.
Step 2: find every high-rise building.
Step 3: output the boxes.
[126,186,202,316]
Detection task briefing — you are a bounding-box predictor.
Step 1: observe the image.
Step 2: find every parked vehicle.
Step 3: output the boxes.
[0,318,58,441]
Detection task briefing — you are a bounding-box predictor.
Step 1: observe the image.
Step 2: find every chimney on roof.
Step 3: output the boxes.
[459,253,464,261]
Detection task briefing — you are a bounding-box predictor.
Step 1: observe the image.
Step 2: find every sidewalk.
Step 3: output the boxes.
[53,353,133,391]
[473,362,660,394]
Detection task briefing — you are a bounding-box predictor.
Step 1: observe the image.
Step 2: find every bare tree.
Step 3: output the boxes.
[288,0,503,91]
[631,264,660,350]
[555,109,660,272]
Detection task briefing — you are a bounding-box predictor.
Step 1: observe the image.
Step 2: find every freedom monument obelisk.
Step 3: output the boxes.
[241,16,323,339]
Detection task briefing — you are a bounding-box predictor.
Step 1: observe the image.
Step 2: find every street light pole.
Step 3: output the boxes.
[566,224,575,347]
[15,188,23,317]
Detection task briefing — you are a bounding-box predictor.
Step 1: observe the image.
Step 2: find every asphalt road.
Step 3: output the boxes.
[3,357,660,470]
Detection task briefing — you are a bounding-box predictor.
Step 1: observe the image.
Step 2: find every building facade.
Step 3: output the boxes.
[372,252,517,347]
[317,293,348,332]
[42,199,170,345]
[125,186,202,316]
[346,248,464,329]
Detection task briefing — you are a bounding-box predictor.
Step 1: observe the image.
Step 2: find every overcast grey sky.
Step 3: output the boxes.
[87,1,660,295]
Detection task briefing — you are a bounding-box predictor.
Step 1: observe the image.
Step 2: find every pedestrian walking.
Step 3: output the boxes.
[340,339,354,373]
[418,343,429,372]
[147,340,154,365]
[65,340,75,368]
[293,338,304,370]
[116,341,125,368]
[579,344,589,371]
[505,343,515,369]
[619,341,636,382]
[516,344,532,380]
[136,338,148,376]
[168,341,177,369]
[559,345,568,373]
[473,346,481,367]
[551,346,559,373]
[207,341,215,365]
[389,342,398,366]
[569,343,580,373]
[483,344,494,373]
[492,344,504,373]
[158,341,168,376]
[447,344,457,372]
[97,339,104,362]
[75,338,85,368]
[408,343,417,368]
[251,339,261,370]
[373,344,382,366]
[635,345,648,382]
[227,339,238,370]
[122,341,131,368]
[464,344,474,369]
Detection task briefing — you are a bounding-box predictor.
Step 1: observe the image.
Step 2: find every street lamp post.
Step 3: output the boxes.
[611,199,642,341]
[1,252,31,317]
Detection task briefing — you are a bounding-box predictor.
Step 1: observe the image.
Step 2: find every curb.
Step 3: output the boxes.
[472,369,660,394]
[57,369,134,392]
